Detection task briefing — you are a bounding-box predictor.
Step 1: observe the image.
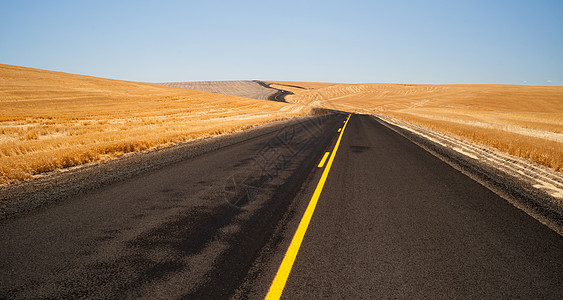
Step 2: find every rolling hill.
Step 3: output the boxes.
[0,64,304,185]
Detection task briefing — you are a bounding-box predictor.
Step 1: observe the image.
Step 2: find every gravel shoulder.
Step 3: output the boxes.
[373,114,563,235]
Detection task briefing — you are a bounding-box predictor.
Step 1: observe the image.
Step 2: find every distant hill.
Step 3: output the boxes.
[0,64,301,185]
[156,81,278,101]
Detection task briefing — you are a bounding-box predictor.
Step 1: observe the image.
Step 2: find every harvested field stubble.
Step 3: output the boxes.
[157,81,277,101]
[0,64,305,185]
[270,81,563,172]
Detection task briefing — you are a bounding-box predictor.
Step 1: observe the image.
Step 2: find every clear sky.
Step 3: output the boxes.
[1,0,562,85]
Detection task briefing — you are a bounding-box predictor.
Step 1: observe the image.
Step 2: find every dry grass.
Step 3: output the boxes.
[271,81,563,172]
[386,113,562,171]
[0,64,305,185]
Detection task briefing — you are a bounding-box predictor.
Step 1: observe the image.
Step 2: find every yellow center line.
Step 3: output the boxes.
[265,114,351,300]
[317,152,330,168]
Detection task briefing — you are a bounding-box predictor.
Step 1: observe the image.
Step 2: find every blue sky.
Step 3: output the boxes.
[1,0,562,85]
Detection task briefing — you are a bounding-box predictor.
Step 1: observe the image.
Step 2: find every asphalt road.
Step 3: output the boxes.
[0,113,343,299]
[1,113,561,299]
[264,114,563,299]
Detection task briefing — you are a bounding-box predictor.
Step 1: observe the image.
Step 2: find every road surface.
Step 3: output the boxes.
[262,114,562,299]
[1,114,561,299]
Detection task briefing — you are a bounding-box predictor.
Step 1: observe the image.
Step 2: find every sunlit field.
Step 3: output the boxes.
[0,65,304,185]
[2,64,561,186]
[270,81,563,172]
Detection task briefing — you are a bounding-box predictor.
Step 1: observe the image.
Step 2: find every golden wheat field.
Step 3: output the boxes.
[269,81,563,172]
[0,64,305,185]
[2,64,561,186]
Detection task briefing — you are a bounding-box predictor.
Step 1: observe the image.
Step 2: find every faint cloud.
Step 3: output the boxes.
[522,80,528,83]
[547,80,553,83]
